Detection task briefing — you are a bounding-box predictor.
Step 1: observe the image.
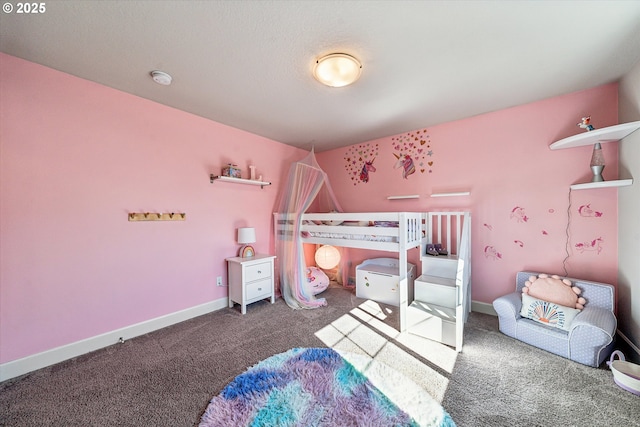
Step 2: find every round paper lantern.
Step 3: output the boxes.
[315,245,341,269]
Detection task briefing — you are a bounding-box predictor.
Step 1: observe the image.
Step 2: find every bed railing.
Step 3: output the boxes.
[274,212,423,251]
[423,211,468,256]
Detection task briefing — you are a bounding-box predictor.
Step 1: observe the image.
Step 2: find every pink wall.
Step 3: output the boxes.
[0,54,304,364]
[0,52,621,366]
[317,84,620,304]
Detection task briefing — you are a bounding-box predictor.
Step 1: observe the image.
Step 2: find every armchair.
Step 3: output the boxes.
[493,271,616,367]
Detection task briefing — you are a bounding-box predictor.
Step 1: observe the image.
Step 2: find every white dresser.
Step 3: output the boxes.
[226,254,276,314]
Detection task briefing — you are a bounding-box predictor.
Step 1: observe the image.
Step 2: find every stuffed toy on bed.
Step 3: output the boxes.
[522,273,586,309]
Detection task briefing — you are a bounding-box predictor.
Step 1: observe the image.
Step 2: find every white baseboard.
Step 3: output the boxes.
[471,300,497,316]
[0,297,228,382]
[617,330,640,358]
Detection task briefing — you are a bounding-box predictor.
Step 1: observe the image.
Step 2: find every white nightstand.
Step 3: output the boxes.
[226,254,276,314]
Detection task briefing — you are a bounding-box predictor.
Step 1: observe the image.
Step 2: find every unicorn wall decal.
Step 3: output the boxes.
[575,237,604,254]
[359,158,376,183]
[393,153,415,179]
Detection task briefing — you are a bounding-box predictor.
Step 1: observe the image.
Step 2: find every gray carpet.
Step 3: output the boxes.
[1,284,638,426]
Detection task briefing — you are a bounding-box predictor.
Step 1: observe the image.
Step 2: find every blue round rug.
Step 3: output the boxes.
[199,347,455,427]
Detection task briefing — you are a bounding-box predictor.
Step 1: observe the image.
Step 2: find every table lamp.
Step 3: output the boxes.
[237,227,256,257]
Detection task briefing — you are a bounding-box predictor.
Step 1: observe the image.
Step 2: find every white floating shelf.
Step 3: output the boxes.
[210,175,271,188]
[550,121,640,150]
[570,179,633,190]
[387,195,420,200]
[430,191,470,197]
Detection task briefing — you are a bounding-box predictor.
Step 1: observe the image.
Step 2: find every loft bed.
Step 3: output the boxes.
[274,210,472,345]
[274,212,423,331]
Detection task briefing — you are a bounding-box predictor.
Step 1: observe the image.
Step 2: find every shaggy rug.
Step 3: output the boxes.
[199,347,455,427]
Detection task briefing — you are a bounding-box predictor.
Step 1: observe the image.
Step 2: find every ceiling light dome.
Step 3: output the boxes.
[313,53,362,88]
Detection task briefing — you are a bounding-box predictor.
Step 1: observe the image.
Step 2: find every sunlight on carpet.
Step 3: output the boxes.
[314,300,459,403]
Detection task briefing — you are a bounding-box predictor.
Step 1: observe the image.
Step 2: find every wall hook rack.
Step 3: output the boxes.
[128,212,186,222]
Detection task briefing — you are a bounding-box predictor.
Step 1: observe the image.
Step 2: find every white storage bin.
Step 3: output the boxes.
[356,258,415,307]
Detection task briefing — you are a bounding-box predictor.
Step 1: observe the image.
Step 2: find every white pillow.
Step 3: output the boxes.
[520,294,581,331]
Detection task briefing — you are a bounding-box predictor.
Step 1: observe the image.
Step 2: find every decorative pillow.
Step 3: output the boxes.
[520,294,581,331]
[523,273,586,309]
[306,266,330,295]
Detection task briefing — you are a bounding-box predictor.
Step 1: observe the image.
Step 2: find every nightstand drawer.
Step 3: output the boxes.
[245,262,271,282]
[246,278,272,300]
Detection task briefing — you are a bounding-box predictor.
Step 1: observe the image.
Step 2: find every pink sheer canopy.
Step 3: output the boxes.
[275,149,343,309]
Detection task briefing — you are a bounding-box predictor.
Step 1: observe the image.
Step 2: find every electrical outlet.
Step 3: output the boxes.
[216,276,223,287]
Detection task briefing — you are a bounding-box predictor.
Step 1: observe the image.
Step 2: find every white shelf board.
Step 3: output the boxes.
[550,121,640,150]
[430,191,470,197]
[387,194,420,200]
[210,175,271,187]
[570,179,633,190]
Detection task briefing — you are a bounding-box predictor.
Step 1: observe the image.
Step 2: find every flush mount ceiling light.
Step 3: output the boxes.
[150,70,172,86]
[313,53,362,88]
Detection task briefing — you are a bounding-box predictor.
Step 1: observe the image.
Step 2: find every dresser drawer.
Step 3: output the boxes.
[246,278,272,300]
[245,262,271,282]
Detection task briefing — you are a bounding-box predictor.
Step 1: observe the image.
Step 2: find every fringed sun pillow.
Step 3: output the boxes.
[520,274,586,331]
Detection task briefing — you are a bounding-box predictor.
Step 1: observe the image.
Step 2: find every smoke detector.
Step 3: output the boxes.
[150,70,172,86]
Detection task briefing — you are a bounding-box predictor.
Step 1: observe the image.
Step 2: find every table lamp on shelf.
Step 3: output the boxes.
[237,227,256,257]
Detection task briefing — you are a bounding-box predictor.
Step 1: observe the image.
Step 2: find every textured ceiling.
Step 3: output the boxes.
[2,1,640,152]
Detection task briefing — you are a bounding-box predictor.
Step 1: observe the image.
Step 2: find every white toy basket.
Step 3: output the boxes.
[607,351,640,396]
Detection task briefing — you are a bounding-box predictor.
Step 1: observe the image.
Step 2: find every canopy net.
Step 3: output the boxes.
[275,149,343,309]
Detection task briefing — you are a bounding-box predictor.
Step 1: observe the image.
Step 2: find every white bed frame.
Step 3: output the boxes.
[275,210,471,347]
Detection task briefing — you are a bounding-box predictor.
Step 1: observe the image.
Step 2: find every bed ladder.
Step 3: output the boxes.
[407,212,471,352]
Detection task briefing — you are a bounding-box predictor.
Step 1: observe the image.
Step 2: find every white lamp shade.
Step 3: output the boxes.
[237,227,256,244]
[313,53,362,88]
[315,245,341,269]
